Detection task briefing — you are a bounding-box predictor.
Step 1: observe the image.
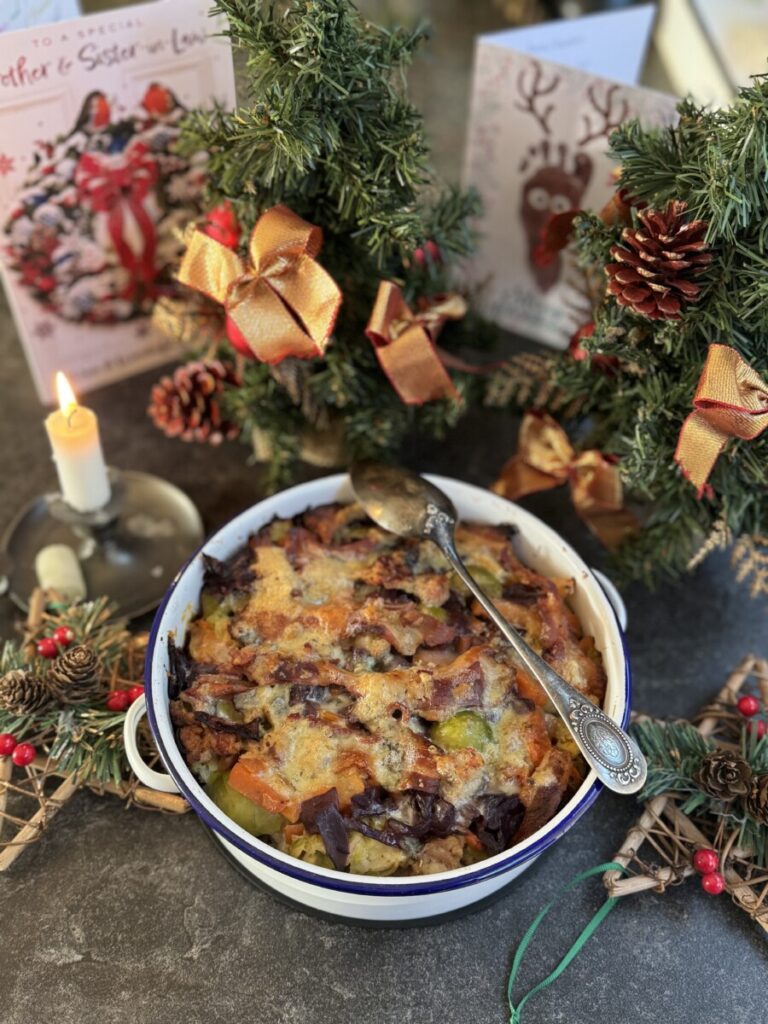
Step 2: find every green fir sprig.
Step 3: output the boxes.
[166,0,488,489]
[632,719,768,867]
[0,598,135,786]
[499,76,768,584]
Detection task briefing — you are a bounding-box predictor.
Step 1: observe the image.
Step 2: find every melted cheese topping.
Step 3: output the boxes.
[173,503,607,873]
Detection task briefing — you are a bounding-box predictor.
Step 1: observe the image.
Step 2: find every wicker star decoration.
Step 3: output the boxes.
[0,590,188,872]
[604,656,768,932]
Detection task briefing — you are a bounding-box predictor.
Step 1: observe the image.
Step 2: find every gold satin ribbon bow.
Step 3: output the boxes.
[177,204,341,364]
[675,344,768,497]
[365,282,466,404]
[492,413,637,549]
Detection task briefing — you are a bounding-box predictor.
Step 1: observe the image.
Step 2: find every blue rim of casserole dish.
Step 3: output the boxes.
[145,491,632,898]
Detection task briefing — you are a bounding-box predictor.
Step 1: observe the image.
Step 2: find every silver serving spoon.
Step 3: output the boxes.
[350,462,646,795]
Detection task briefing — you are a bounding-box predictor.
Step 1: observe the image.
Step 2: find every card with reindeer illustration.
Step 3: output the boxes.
[462,5,677,349]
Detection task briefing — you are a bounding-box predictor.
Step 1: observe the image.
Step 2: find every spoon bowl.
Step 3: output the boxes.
[350,461,457,539]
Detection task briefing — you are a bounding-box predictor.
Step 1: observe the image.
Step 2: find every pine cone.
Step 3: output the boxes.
[605,200,712,321]
[744,772,768,826]
[148,359,242,445]
[695,749,752,801]
[48,645,102,704]
[0,669,52,715]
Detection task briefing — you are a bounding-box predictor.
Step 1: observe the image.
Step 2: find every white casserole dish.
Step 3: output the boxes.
[124,473,630,923]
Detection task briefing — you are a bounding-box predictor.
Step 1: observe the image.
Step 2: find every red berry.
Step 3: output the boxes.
[206,201,238,232]
[52,625,75,647]
[737,695,760,717]
[205,225,239,248]
[700,871,726,895]
[105,690,130,713]
[748,719,767,739]
[11,742,36,767]
[424,240,442,262]
[568,322,595,361]
[127,684,145,705]
[36,637,59,659]
[0,733,18,756]
[692,848,719,875]
[225,316,255,358]
[203,202,241,249]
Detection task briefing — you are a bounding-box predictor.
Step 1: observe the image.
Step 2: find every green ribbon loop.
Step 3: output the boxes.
[507,861,627,1024]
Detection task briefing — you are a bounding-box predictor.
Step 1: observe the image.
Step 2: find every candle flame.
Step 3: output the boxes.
[56,372,78,417]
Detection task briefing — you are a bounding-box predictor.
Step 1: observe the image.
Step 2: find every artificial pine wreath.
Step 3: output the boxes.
[150,0,492,489]
[633,718,768,868]
[493,80,768,585]
[0,597,138,785]
[0,593,188,871]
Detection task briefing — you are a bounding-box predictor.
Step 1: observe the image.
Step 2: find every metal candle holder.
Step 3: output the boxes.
[0,468,204,620]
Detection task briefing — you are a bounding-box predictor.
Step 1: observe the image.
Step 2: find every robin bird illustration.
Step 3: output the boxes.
[73,91,111,133]
[141,83,180,118]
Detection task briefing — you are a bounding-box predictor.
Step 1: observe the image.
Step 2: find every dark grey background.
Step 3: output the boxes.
[1,2,764,1022]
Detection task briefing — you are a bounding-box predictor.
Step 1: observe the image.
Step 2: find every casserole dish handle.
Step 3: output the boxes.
[123,694,181,794]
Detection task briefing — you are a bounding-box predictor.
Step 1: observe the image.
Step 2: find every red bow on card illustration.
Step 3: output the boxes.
[75,140,159,295]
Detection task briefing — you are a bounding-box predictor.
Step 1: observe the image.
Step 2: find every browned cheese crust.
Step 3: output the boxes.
[171,503,606,874]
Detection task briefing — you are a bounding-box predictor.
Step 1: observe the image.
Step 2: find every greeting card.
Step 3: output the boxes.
[0,1,235,402]
[462,6,678,348]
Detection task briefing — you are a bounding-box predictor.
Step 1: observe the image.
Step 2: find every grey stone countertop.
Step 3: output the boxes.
[2,2,765,1020]
[1,338,766,1024]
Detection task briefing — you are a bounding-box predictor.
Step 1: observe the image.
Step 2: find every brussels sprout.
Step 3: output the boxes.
[289,834,334,869]
[430,711,493,752]
[201,590,248,620]
[551,718,580,759]
[348,832,407,875]
[269,519,292,543]
[467,566,503,598]
[207,772,284,836]
[451,566,502,599]
[461,842,489,866]
[200,591,220,619]
[422,605,448,622]
[215,699,243,723]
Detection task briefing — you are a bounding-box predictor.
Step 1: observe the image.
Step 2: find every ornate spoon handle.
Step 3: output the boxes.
[431,521,646,795]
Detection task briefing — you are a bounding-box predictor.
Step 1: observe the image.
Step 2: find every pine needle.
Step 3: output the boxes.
[160,0,488,492]
[497,77,768,583]
[632,719,768,866]
[0,599,135,787]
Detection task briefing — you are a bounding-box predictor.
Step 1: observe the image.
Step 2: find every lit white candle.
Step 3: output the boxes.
[45,372,111,513]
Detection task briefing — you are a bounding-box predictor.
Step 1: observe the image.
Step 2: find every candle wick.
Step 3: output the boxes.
[65,406,77,428]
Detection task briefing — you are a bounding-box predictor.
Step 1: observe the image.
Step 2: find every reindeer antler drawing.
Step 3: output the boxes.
[577,83,629,147]
[515,60,560,135]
